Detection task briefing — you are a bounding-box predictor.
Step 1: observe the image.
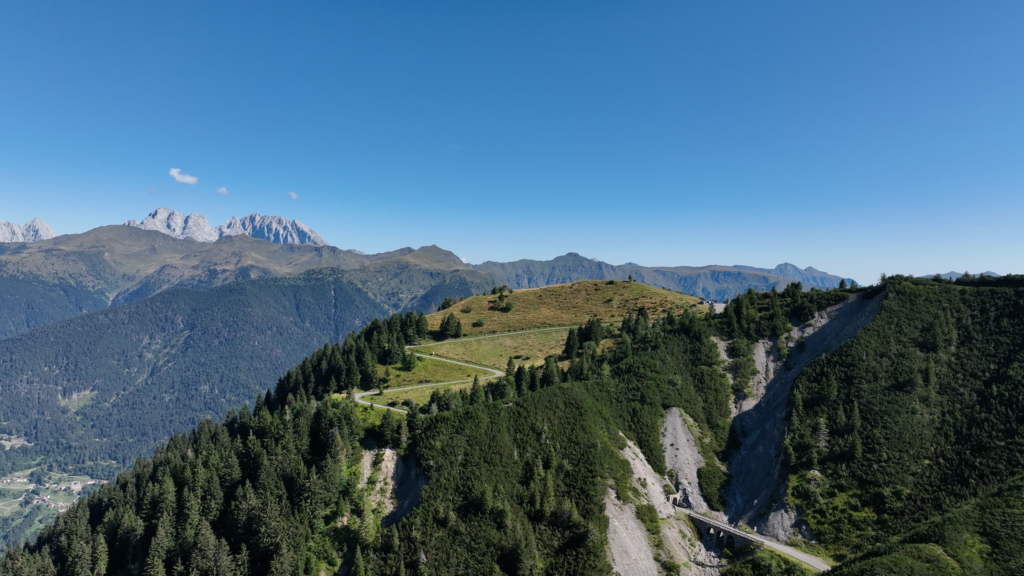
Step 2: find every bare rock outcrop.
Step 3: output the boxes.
[0,217,57,243]
[606,437,720,575]
[604,492,661,576]
[126,207,326,245]
[661,408,709,513]
[383,451,426,527]
[723,293,883,540]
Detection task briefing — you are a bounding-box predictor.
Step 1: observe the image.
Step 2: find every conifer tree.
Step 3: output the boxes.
[515,365,528,396]
[470,376,484,405]
[541,357,561,388]
[563,328,580,358]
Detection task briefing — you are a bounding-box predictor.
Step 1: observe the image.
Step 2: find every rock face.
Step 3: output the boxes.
[0,217,58,243]
[126,207,327,245]
[661,408,710,514]
[605,437,721,576]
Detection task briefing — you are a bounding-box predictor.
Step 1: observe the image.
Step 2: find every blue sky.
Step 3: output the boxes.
[1,1,1021,284]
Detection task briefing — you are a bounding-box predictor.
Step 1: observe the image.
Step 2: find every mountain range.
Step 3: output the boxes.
[125,207,327,245]
[0,217,57,243]
[924,270,1002,280]
[1,209,1022,575]
[732,262,854,289]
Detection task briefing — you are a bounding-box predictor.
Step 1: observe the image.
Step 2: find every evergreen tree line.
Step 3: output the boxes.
[783,275,1024,570]
[2,289,862,575]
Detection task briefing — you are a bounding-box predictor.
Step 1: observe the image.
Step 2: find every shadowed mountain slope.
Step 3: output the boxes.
[0,227,384,338]
[0,273,386,478]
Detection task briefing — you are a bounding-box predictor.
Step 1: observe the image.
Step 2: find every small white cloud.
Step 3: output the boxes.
[215,187,229,195]
[169,168,198,185]
[288,191,299,200]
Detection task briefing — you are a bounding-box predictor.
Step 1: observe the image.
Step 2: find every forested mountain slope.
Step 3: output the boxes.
[0,227,370,338]
[0,296,741,575]
[0,227,488,339]
[783,275,1024,573]
[0,272,884,576]
[0,273,386,480]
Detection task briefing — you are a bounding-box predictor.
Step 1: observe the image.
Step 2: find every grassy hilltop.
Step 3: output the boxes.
[425,279,702,337]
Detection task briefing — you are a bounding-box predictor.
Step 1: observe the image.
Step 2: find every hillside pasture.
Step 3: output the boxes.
[375,356,492,389]
[413,328,570,369]
[426,279,700,337]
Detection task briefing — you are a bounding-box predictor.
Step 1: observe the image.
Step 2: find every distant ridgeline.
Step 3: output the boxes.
[1,282,868,575]
[475,253,854,301]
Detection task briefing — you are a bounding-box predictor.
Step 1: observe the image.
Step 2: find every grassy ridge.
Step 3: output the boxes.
[414,329,571,369]
[426,280,700,337]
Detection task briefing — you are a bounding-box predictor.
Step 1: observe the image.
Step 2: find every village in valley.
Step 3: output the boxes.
[0,470,108,542]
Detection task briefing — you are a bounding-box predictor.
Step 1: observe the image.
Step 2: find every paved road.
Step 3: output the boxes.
[353,354,504,413]
[679,508,831,572]
[406,325,575,348]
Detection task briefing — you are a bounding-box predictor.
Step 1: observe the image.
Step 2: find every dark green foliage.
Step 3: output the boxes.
[0,340,368,576]
[718,284,849,341]
[831,475,1024,575]
[541,356,562,388]
[563,318,608,362]
[439,296,460,311]
[0,275,109,339]
[634,504,660,535]
[1,303,737,575]
[438,313,463,339]
[0,274,387,480]
[375,385,626,576]
[400,349,419,372]
[785,276,1024,560]
[722,546,814,576]
[563,328,580,358]
[697,465,727,511]
[829,544,964,576]
[727,338,757,397]
[578,317,606,347]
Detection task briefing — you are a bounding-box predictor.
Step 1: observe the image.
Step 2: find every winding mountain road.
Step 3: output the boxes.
[405,325,574,347]
[352,354,504,413]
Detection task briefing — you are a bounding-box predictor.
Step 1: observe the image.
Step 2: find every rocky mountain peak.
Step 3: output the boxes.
[0,217,58,243]
[125,208,327,245]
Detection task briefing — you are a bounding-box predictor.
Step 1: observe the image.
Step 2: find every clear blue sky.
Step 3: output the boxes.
[1,1,1021,285]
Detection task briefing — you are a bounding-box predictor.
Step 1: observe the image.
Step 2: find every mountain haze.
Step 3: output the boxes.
[475,252,802,300]
[732,262,854,289]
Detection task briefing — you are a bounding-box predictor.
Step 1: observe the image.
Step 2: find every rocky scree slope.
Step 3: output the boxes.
[722,292,884,540]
